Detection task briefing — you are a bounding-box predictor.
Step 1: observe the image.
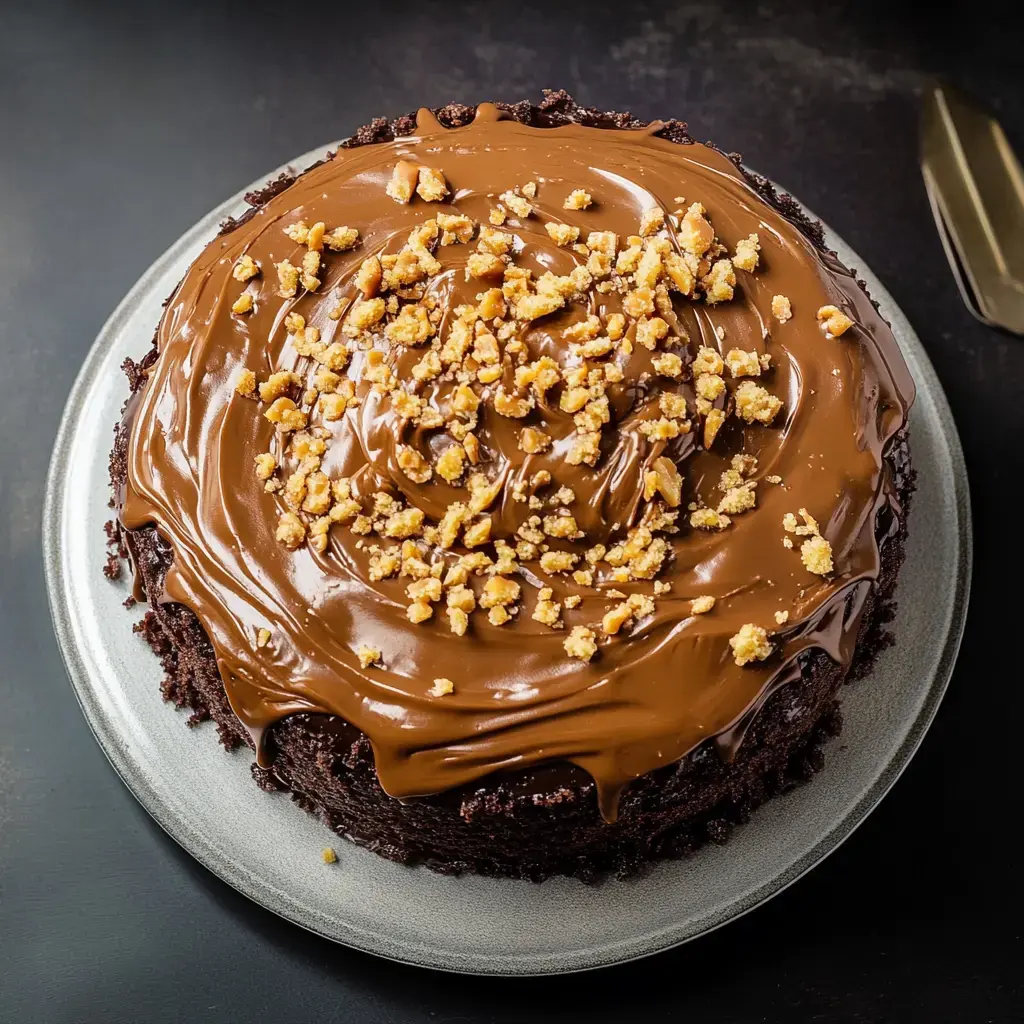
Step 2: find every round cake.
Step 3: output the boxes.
[109,91,914,880]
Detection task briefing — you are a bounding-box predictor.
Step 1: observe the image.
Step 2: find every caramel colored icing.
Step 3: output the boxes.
[122,104,914,820]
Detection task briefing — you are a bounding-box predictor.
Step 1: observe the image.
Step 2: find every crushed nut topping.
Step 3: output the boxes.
[729,623,773,666]
[386,160,420,203]
[732,234,760,272]
[725,349,762,378]
[563,189,592,210]
[639,206,665,237]
[545,222,580,247]
[499,189,533,218]
[234,368,256,397]
[690,507,731,531]
[564,625,597,662]
[734,380,783,425]
[232,255,260,282]
[222,172,849,672]
[817,304,854,337]
[357,645,382,668]
[782,507,834,575]
[429,677,455,697]
[416,167,449,202]
[771,294,792,323]
[801,534,834,575]
[275,260,299,298]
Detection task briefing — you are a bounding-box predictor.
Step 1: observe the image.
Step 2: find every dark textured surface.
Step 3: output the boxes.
[0,0,1020,1020]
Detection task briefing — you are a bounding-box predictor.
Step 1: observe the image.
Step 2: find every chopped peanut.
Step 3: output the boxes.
[678,203,714,255]
[725,349,762,378]
[276,512,305,549]
[639,206,665,236]
[563,625,597,662]
[732,234,760,272]
[771,295,793,323]
[801,534,834,575]
[232,255,259,282]
[545,222,580,246]
[817,304,854,337]
[734,381,783,425]
[690,507,731,531]
[702,259,736,304]
[564,189,593,210]
[386,160,419,203]
[357,645,382,668]
[729,623,773,666]
[234,368,256,397]
[416,167,448,202]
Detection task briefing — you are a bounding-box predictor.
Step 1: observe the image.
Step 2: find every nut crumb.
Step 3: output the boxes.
[357,645,381,668]
[639,206,665,236]
[275,260,299,298]
[563,189,592,210]
[416,167,449,202]
[725,349,762,378]
[255,628,271,648]
[323,226,359,251]
[386,160,419,203]
[703,408,726,448]
[322,847,337,864]
[801,534,834,575]
[430,677,455,697]
[774,610,790,625]
[275,512,306,549]
[734,381,783,425]
[771,294,792,323]
[733,233,760,272]
[234,368,256,397]
[545,222,580,247]
[817,304,854,337]
[232,255,259,282]
[702,259,736,304]
[729,623,773,666]
[690,595,715,615]
[690,507,731,531]
[253,452,276,480]
[563,625,597,662]
[499,190,533,218]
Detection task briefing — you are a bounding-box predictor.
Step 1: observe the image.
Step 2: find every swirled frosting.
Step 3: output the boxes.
[122,104,914,820]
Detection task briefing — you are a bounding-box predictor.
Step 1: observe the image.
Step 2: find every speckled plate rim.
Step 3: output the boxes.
[43,141,971,975]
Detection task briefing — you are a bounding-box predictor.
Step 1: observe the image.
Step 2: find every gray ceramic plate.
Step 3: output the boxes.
[43,143,971,975]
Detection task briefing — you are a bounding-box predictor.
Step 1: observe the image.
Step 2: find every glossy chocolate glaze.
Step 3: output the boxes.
[122,103,914,820]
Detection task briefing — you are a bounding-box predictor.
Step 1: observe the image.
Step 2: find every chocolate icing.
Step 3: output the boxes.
[121,102,914,821]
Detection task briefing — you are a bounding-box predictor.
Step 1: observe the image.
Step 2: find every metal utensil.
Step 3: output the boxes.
[921,82,1024,335]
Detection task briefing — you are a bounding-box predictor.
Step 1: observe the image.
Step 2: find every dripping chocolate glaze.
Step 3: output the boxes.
[121,103,914,821]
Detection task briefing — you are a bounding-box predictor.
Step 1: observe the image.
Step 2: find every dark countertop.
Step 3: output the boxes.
[1,1,1020,1020]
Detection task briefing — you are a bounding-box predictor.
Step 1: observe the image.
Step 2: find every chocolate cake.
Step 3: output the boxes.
[109,91,915,881]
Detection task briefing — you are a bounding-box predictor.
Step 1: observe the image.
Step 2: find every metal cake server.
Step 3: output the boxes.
[921,82,1024,335]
